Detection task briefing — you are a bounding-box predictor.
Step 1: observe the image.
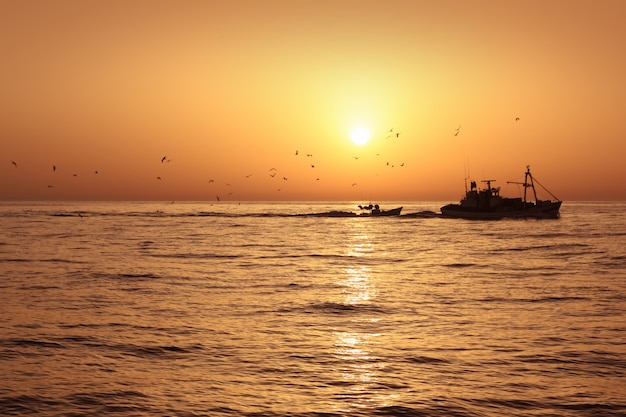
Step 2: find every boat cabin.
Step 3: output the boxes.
[460,180,503,209]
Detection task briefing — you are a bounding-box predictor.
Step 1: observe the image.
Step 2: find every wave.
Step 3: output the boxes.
[2,336,204,359]
[406,355,451,365]
[42,210,441,219]
[477,295,588,304]
[299,301,388,315]
[1,394,622,417]
[497,242,591,252]
[0,257,85,264]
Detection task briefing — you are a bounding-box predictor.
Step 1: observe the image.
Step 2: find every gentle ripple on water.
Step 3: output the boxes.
[0,201,625,416]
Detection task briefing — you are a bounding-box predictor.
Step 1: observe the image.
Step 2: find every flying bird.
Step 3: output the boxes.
[454,125,461,136]
[161,156,167,163]
[53,165,56,172]
[295,150,299,156]
[216,195,220,202]
[208,179,214,183]
[11,161,17,167]
[156,176,162,180]
[515,117,520,122]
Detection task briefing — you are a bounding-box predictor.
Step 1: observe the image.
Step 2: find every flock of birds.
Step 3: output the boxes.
[7,119,521,199]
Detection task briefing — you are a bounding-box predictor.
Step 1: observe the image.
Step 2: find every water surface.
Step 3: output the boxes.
[1,201,625,416]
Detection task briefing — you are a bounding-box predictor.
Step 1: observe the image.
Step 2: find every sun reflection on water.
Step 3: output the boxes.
[329,223,398,413]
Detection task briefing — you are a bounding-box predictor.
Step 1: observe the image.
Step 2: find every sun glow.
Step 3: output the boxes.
[350,126,370,146]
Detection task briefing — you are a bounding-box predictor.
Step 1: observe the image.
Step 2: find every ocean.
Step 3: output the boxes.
[1,201,625,417]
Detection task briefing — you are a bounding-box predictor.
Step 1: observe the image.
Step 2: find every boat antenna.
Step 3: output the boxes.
[463,157,471,193]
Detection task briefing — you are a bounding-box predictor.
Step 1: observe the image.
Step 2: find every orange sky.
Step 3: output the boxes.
[1,1,625,201]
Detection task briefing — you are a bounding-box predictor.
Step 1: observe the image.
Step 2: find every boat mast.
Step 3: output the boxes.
[523,165,538,206]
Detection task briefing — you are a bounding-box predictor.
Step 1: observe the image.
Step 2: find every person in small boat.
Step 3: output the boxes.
[372,204,380,214]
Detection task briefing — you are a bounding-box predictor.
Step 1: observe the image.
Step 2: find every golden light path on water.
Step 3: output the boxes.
[330,222,398,413]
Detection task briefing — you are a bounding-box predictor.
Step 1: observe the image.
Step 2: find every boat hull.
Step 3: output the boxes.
[304,207,403,217]
[440,201,561,220]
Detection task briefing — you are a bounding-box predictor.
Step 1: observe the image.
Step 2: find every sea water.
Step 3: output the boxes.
[1,201,625,416]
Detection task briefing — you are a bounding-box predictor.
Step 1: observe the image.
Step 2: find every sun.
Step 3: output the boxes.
[350,126,370,146]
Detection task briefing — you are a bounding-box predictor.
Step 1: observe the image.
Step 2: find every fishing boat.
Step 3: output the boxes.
[440,166,561,219]
[358,204,403,216]
[305,205,402,217]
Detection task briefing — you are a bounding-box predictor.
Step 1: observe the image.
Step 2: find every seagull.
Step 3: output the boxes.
[283,177,288,181]
[208,179,214,183]
[311,164,315,168]
[295,150,299,156]
[306,153,313,157]
[454,125,461,136]
[53,165,56,172]
[216,195,220,202]
[156,176,162,180]
[11,161,17,167]
[515,117,520,122]
[269,172,277,177]
[352,183,357,186]
[161,156,167,163]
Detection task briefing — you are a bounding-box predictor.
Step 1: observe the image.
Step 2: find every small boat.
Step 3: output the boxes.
[440,166,561,219]
[357,204,403,216]
[302,205,402,217]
